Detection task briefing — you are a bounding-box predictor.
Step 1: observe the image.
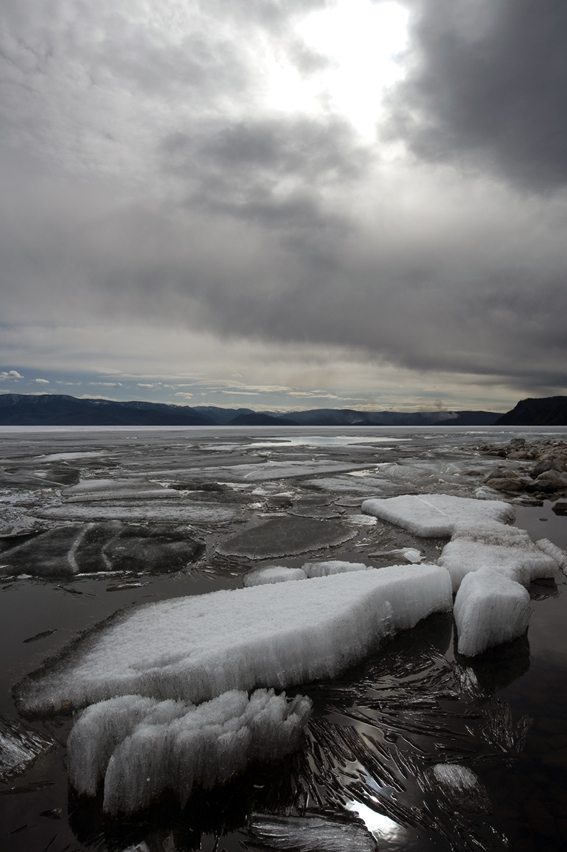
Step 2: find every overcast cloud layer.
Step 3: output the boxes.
[1,0,566,411]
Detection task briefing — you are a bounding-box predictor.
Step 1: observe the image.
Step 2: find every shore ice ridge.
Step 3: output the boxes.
[15,564,452,716]
[361,493,565,657]
[67,689,312,815]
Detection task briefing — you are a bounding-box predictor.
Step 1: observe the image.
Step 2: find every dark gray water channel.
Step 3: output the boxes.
[0,426,566,852]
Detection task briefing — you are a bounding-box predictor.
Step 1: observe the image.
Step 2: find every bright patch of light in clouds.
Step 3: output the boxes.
[292,0,408,137]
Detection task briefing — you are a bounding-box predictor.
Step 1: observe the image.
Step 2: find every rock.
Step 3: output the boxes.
[484,474,529,493]
[532,469,567,492]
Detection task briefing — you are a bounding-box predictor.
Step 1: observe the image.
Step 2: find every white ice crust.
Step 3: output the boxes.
[361,494,515,537]
[439,521,558,592]
[453,568,531,656]
[18,564,452,715]
[244,566,307,586]
[302,560,373,578]
[68,689,311,814]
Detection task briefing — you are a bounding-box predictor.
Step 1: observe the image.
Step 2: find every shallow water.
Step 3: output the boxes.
[1,426,566,852]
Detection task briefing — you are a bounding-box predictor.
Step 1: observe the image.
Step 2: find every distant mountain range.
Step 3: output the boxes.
[0,393,502,427]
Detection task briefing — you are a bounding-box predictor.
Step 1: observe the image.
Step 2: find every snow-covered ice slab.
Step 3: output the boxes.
[0,715,55,781]
[361,494,515,537]
[15,564,452,716]
[453,568,531,657]
[248,814,378,852]
[68,689,311,815]
[439,523,559,591]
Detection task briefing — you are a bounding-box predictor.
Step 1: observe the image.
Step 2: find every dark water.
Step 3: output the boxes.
[1,426,566,852]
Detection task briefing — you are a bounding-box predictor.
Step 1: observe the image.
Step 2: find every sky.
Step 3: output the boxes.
[1,0,566,414]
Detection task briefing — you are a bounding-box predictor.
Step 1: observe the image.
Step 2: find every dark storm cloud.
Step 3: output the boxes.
[2,0,567,401]
[387,0,567,191]
[162,115,368,228]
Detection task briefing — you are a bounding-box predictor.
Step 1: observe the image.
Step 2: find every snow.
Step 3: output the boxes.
[438,521,559,591]
[68,689,311,814]
[439,536,558,592]
[361,494,515,537]
[244,566,307,586]
[453,568,531,657]
[16,564,452,715]
[536,537,567,570]
[248,814,378,852]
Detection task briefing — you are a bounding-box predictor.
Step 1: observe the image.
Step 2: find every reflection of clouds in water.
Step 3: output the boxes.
[347,800,403,843]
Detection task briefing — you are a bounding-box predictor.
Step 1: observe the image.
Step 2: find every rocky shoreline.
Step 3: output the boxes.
[475,437,567,502]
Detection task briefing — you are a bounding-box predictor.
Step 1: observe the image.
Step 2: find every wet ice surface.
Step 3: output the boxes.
[1,425,567,851]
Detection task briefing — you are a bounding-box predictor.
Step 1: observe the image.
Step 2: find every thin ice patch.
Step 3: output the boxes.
[0,716,56,781]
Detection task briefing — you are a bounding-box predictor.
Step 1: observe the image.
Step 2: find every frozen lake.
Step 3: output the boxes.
[1,425,566,852]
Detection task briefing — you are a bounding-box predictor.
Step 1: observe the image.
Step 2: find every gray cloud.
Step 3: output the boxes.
[386,0,567,191]
[1,0,567,405]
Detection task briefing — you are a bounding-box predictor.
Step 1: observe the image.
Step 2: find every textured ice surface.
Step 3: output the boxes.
[16,564,452,715]
[439,535,558,592]
[302,560,373,577]
[248,814,378,852]
[431,764,491,813]
[217,515,356,559]
[244,566,307,586]
[0,522,205,577]
[68,689,311,814]
[0,715,55,781]
[36,502,238,524]
[361,494,515,537]
[536,537,567,570]
[454,568,531,657]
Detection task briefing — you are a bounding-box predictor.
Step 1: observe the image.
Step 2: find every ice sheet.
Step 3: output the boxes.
[361,494,515,537]
[36,503,239,524]
[431,764,491,813]
[248,814,378,852]
[439,537,558,591]
[453,568,531,657]
[302,560,373,578]
[217,515,356,559]
[244,566,307,586]
[16,564,453,715]
[68,689,311,814]
[0,522,204,577]
[0,715,55,781]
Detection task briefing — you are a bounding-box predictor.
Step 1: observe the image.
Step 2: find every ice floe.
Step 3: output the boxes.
[15,564,452,715]
[247,813,378,852]
[68,689,311,814]
[430,764,491,813]
[36,502,238,524]
[453,568,532,657]
[244,566,307,586]
[0,522,205,577]
[0,715,55,781]
[302,560,373,577]
[217,515,356,559]
[361,494,515,537]
[438,523,559,591]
